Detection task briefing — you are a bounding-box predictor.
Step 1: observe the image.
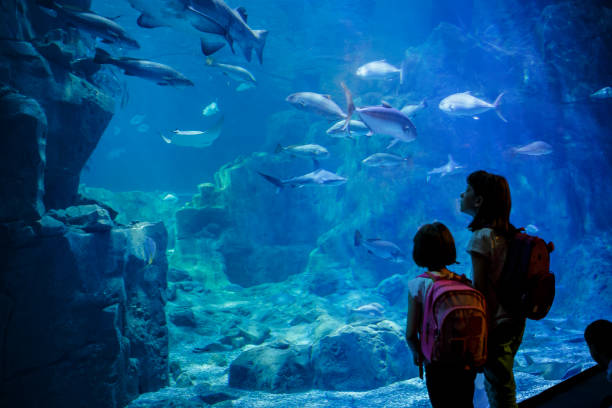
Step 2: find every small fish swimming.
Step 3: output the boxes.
[400,99,427,117]
[137,123,150,133]
[275,144,329,167]
[162,193,179,203]
[93,48,194,86]
[439,91,506,122]
[143,236,156,265]
[205,55,256,86]
[130,114,146,125]
[202,101,219,116]
[326,120,369,139]
[354,230,406,263]
[356,60,404,83]
[427,154,464,182]
[341,82,417,149]
[362,153,411,168]
[162,115,224,148]
[348,302,385,323]
[235,82,255,92]
[525,224,539,234]
[511,141,553,156]
[258,168,347,192]
[286,92,346,120]
[590,86,612,99]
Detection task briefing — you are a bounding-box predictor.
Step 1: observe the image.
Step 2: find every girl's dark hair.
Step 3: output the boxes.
[467,170,517,236]
[413,222,456,270]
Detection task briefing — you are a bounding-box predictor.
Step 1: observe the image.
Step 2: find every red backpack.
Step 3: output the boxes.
[498,230,555,320]
[419,272,488,368]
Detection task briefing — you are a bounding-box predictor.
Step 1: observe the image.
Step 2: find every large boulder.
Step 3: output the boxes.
[0,218,169,408]
[311,320,417,391]
[229,342,313,393]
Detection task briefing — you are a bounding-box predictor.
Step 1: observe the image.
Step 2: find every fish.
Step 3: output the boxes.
[143,236,157,265]
[426,154,464,182]
[39,1,140,49]
[525,224,539,234]
[137,123,150,133]
[439,91,506,122]
[275,144,329,168]
[355,60,404,83]
[257,168,347,192]
[341,82,417,149]
[511,141,553,156]
[202,101,220,116]
[93,48,194,86]
[326,120,369,139]
[354,230,406,263]
[129,0,268,64]
[286,92,346,120]
[161,115,224,147]
[347,302,385,323]
[130,114,146,125]
[205,56,256,85]
[590,86,612,99]
[400,99,427,117]
[361,153,411,168]
[235,82,255,92]
[187,0,268,63]
[162,193,179,203]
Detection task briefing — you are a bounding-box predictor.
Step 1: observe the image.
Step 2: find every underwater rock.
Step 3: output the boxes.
[311,320,417,391]
[229,343,313,393]
[36,215,67,236]
[175,206,230,239]
[0,88,46,222]
[168,268,192,282]
[175,372,195,388]
[219,323,271,349]
[169,306,197,328]
[0,220,169,408]
[48,204,113,232]
[376,273,409,306]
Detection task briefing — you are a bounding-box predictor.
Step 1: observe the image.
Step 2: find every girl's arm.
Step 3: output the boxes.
[405,292,423,366]
[470,252,489,293]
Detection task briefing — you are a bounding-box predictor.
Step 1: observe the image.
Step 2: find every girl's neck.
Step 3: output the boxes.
[428,267,450,274]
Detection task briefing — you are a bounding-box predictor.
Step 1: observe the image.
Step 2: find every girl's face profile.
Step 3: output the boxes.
[460,184,480,216]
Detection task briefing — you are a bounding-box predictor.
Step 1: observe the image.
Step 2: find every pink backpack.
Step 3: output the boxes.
[419,272,487,368]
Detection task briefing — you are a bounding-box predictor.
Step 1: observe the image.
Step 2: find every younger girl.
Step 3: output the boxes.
[406,222,477,408]
[460,170,524,408]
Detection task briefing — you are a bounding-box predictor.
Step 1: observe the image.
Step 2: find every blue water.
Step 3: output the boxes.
[79,0,612,406]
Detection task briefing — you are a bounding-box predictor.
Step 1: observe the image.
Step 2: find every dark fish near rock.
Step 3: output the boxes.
[38,1,140,49]
[354,230,406,263]
[93,48,194,87]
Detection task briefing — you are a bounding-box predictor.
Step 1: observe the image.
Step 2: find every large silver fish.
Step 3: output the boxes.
[129,0,267,63]
[590,86,612,99]
[362,153,411,168]
[93,48,193,86]
[354,230,406,263]
[258,168,347,192]
[510,141,552,156]
[326,119,369,139]
[439,91,506,122]
[286,92,346,120]
[356,60,404,83]
[40,1,140,49]
[275,144,329,160]
[341,82,417,149]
